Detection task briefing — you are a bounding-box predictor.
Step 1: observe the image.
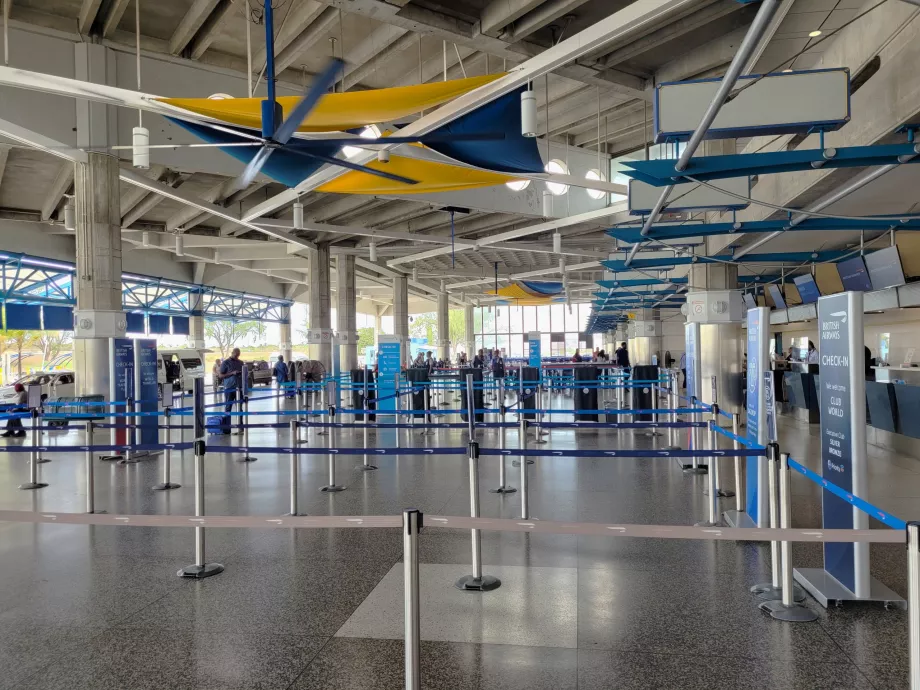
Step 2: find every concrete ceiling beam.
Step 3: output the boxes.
[77,0,103,35]
[253,0,327,67]
[479,0,547,38]
[501,0,592,43]
[40,162,74,222]
[100,0,130,38]
[188,0,237,60]
[340,24,410,90]
[0,144,10,192]
[274,7,341,74]
[168,0,222,56]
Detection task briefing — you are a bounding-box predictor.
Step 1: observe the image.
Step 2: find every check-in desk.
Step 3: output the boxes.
[874,367,920,439]
[782,363,820,424]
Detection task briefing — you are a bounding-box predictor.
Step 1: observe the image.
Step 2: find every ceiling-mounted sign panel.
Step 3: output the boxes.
[628,176,750,215]
[655,68,850,141]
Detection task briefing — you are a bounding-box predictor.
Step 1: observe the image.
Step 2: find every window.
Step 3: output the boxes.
[509,305,523,333]
[343,125,382,160]
[545,159,569,195]
[523,306,537,333]
[506,179,531,192]
[879,333,890,365]
[537,305,551,332]
[585,169,606,200]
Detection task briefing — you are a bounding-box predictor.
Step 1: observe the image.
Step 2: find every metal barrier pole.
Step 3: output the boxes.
[19,410,47,490]
[751,442,791,599]
[288,420,300,515]
[321,407,345,492]
[665,373,679,450]
[465,374,475,442]
[455,440,501,591]
[760,452,817,621]
[519,417,530,519]
[403,508,422,690]
[359,415,377,471]
[908,522,920,690]
[490,401,516,495]
[534,383,547,444]
[696,409,722,527]
[239,396,256,462]
[153,408,180,490]
[178,440,224,578]
[35,406,49,464]
[733,413,745,513]
[422,383,433,436]
[85,421,102,512]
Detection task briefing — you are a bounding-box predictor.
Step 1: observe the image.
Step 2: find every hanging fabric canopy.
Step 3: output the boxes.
[486,281,565,305]
[158,74,503,133]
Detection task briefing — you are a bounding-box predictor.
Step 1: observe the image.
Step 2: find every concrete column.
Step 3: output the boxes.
[436,285,449,360]
[73,153,125,396]
[629,308,661,366]
[336,254,358,372]
[310,245,332,370]
[280,306,293,364]
[374,306,384,344]
[464,304,474,356]
[393,275,409,365]
[189,291,206,348]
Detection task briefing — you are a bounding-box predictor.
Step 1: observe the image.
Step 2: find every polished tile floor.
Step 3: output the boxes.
[0,391,915,689]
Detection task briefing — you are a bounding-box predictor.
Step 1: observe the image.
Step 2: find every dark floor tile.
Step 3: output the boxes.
[0,625,107,690]
[577,649,875,690]
[419,528,578,568]
[814,605,911,669]
[856,663,909,690]
[291,637,578,690]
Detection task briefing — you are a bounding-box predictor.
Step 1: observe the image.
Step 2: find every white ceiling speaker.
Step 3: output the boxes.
[369,241,377,262]
[553,232,561,254]
[542,190,553,218]
[520,90,537,138]
[293,201,304,230]
[175,234,184,257]
[378,149,390,163]
[62,198,75,232]
[132,126,150,170]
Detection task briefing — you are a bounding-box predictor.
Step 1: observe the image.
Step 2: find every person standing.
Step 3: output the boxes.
[679,351,687,390]
[2,383,27,437]
[615,342,630,368]
[807,341,819,364]
[273,354,288,387]
[572,349,584,363]
[212,358,222,391]
[491,349,505,380]
[472,349,485,369]
[218,348,244,414]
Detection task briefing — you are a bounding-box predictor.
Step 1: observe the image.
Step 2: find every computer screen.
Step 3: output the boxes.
[767,284,787,309]
[836,256,873,292]
[864,246,906,290]
[742,293,757,309]
[793,274,821,304]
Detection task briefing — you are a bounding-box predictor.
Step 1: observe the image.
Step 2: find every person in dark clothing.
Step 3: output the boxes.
[2,383,27,437]
[572,349,584,363]
[219,348,244,413]
[865,346,875,380]
[472,349,485,369]
[615,342,630,367]
[491,350,505,379]
[273,355,288,386]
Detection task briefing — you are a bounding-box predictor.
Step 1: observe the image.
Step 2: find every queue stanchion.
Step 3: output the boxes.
[455,439,501,592]
[664,374,679,451]
[683,396,706,475]
[321,406,345,492]
[178,439,224,579]
[489,395,516,495]
[519,416,530,519]
[288,420,300,515]
[732,413,746,513]
[117,396,139,465]
[359,416,377,471]
[316,382,329,436]
[421,383,433,436]
[907,522,920,689]
[35,404,49,464]
[403,508,422,690]
[695,406,722,527]
[85,421,100,512]
[238,396,257,462]
[534,383,547,445]
[760,452,818,621]
[153,408,181,490]
[19,409,47,490]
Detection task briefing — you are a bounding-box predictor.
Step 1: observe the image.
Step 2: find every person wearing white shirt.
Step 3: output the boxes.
[806,341,819,364]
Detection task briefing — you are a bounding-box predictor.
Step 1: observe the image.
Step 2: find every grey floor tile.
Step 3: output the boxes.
[419,528,579,568]
[336,563,578,648]
[0,625,107,690]
[855,663,909,690]
[577,649,876,690]
[291,637,578,690]
[814,605,911,669]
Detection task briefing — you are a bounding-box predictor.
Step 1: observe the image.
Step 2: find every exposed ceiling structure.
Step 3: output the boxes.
[0,0,880,312]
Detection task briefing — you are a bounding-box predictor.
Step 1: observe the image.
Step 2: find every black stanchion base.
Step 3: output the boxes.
[152,482,181,491]
[751,583,806,603]
[681,465,708,474]
[177,563,224,579]
[101,455,123,462]
[237,456,257,463]
[662,445,681,451]
[356,465,378,471]
[36,457,51,464]
[694,520,724,528]
[88,509,107,514]
[455,574,501,592]
[758,599,817,621]
[511,459,535,466]
[717,489,736,498]
[117,457,141,465]
[18,482,48,490]
[321,484,346,492]
[489,485,517,494]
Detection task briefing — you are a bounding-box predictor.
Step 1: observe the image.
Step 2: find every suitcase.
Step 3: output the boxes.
[207,415,231,435]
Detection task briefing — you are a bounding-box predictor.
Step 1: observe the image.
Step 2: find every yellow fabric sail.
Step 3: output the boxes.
[317,155,518,195]
[486,284,557,305]
[157,74,504,133]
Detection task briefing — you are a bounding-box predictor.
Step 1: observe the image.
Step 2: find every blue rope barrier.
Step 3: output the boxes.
[712,425,764,449]
[480,447,767,458]
[787,458,906,530]
[0,442,195,453]
[534,421,706,429]
[209,446,468,456]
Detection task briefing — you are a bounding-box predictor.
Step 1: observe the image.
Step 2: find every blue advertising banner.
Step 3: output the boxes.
[817,292,867,593]
[685,322,700,399]
[136,339,159,445]
[377,336,402,414]
[111,338,134,446]
[745,307,769,525]
[528,331,541,367]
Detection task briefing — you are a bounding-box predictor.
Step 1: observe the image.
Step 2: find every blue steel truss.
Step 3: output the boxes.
[0,252,291,324]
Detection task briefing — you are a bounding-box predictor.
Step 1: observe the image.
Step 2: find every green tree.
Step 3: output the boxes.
[36,330,72,364]
[449,309,466,352]
[5,330,36,378]
[409,312,437,344]
[356,326,375,351]
[204,319,260,358]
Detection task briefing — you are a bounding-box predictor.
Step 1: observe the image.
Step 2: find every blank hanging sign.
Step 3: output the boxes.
[628,176,750,215]
[655,68,850,141]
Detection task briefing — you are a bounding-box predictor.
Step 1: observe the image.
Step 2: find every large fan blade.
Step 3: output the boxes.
[285,147,418,186]
[293,132,506,147]
[111,142,262,150]
[194,122,265,142]
[273,58,343,146]
[236,145,277,190]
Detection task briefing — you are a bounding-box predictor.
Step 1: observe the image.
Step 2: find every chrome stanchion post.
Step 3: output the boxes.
[465,373,475,442]
[321,406,345,492]
[695,408,722,527]
[403,508,422,690]
[682,396,706,474]
[178,439,224,578]
[534,382,547,444]
[760,452,817,621]
[489,396,516,494]
[421,383,433,436]
[908,522,920,690]
[153,408,180,490]
[35,404,49,464]
[455,440,501,591]
[733,413,745,513]
[19,409,47,490]
[238,396,256,462]
[665,372,679,450]
[288,420,300,515]
[84,421,104,512]
[519,416,530,519]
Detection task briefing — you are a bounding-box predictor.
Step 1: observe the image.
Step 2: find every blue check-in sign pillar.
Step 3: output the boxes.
[793,291,902,607]
[377,335,403,447]
[527,332,541,367]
